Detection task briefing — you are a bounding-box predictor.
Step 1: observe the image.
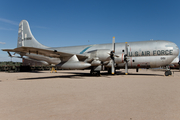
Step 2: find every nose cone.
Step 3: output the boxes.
[165,41,179,56]
[173,43,179,56]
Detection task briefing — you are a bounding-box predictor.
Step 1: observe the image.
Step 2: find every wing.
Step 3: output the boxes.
[2,47,88,61]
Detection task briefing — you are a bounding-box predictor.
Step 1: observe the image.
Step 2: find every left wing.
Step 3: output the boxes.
[2,46,88,61]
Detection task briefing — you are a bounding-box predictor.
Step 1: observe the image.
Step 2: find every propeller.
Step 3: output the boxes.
[110,37,115,74]
[179,56,180,70]
[124,42,128,75]
[7,51,12,57]
[7,51,22,58]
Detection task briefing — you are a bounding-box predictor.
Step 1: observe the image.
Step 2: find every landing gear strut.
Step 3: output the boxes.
[164,66,172,76]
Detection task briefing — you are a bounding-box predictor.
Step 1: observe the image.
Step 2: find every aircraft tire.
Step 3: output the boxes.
[90,69,101,76]
[165,70,172,76]
[108,69,111,74]
[169,70,172,75]
[96,71,101,76]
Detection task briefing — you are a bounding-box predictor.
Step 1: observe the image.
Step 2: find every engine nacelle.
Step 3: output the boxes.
[26,53,61,65]
[104,54,125,67]
[91,59,101,66]
[114,54,124,64]
[88,49,111,62]
[57,61,91,70]
[23,57,49,65]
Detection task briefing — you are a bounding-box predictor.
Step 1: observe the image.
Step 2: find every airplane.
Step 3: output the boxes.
[2,20,179,76]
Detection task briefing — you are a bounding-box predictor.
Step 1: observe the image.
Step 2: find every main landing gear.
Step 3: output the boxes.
[90,69,101,76]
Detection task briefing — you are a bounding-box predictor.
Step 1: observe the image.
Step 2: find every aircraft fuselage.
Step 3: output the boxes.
[50,40,179,68]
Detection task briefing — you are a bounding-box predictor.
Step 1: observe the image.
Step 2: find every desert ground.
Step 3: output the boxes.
[0,69,180,120]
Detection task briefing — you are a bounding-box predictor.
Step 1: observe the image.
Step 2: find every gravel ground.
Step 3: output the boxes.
[0,69,180,120]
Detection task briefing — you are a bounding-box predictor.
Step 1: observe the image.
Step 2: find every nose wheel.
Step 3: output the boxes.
[165,70,172,76]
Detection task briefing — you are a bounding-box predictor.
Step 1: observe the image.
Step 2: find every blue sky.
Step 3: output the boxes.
[0,0,180,61]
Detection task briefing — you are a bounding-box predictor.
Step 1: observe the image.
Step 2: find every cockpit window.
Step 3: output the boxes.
[165,44,179,49]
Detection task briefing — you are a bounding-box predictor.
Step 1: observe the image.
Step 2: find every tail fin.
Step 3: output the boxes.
[17,20,48,48]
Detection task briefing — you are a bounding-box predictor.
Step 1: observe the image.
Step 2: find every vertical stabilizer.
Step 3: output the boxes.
[17,20,48,48]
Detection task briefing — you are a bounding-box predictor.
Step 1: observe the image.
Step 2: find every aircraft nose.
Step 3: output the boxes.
[173,42,179,56]
[165,41,179,56]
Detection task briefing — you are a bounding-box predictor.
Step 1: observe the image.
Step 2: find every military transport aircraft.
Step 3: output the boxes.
[2,20,179,76]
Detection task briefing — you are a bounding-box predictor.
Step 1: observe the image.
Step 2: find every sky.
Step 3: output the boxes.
[0,0,180,61]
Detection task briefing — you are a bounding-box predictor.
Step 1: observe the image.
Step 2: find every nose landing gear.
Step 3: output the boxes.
[164,66,172,76]
[165,70,172,76]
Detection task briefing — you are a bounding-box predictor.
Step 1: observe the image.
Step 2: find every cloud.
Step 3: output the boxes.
[0,18,18,26]
[0,42,6,44]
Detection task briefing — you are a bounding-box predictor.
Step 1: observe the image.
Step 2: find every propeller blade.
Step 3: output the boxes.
[125,42,128,75]
[125,42,128,55]
[125,62,128,75]
[111,60,115,74]
[7,51,12,57]
[110,36,116,75]
[112,36,115,52]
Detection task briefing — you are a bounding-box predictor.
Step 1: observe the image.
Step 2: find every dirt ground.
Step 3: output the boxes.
[0,69,180,120]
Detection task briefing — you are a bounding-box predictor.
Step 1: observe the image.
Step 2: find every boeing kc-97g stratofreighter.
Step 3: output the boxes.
[2,20,179,76]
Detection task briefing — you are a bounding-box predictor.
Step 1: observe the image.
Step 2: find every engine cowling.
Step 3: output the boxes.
[26,53,61,65]
[114,54,124,64]
[105,54,124,67]
[88,49,111,62]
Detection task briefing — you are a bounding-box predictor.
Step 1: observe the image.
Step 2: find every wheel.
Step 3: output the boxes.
[165,70,172,76]
[108,69,111,74]
[96,71,101,76]
[169,70,172,75]
[90,69,94,75]
[165,71,169,76]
